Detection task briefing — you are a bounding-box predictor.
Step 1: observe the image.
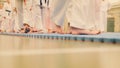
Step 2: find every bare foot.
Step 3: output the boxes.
[86,30,101,35]
[70,27,101,35]
[49,24,63,34]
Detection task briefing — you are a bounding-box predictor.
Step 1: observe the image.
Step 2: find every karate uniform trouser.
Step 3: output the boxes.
[41,7,48,32]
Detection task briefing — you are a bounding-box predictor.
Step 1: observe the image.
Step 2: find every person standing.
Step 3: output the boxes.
[50,0,101,35]
[23,0,33,27]
[0,3,4,31]
[1,0,12,32]
[31,0,43,32]
[11,7,20,32]
[50,0,70,33]
[40,0,53,33]
[66,0,101,35]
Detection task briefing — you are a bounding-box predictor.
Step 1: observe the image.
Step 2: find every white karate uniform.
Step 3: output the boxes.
[32,0,43,30]
[40,0,51,32]
[50,0,70,26]
[66,0,95,29]
[1,3,12,32]
[11,10,20,32]
[23,0,33,26]
[51,0,98,30]
[0,9,4,29]
[50,0,110,31]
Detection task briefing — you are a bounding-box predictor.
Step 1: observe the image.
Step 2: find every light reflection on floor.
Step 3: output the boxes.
[0,35,120,68]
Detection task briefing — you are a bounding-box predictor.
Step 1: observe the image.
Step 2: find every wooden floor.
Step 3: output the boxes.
[1,32,120,44]
[0,33,120,68]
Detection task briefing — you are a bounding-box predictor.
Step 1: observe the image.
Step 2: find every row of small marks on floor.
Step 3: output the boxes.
[1,33,120,44]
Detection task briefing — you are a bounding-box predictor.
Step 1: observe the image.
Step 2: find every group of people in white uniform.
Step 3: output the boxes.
[0,0,111,35]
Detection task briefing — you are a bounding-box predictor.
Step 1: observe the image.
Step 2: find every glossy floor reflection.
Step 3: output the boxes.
[0,35,120,68]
